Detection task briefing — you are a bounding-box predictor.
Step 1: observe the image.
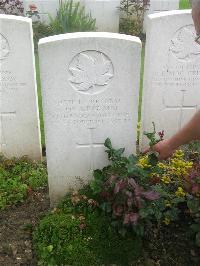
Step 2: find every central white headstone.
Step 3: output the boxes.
[0,15,41,160]
[141,10,200,148]
[39,32,141,205]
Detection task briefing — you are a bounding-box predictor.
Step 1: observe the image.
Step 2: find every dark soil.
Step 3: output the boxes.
[0,188,50,266]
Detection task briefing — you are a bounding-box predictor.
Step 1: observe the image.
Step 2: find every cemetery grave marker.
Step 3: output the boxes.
[0,15,42,160]
[39,32,141,205]
[141,10,200,148]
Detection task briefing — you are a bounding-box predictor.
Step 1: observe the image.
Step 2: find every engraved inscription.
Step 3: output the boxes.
[76,128,104,171]
[151,64,200,88]
[69,50,114,95]
[47,97,132,127]
[0,33,10,60]
[169,25,200,62]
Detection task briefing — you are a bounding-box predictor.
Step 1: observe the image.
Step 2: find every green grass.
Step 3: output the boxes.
[179,0,191,9]
[35,54,45,147]
[138,44,145,122]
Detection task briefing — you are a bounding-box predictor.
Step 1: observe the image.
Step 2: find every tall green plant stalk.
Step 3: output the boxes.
[49,0,96,34]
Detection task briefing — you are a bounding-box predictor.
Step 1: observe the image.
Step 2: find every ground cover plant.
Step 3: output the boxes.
[34,127,200,265]
[0,155,47,210]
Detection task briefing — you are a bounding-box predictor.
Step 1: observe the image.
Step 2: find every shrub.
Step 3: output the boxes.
[0,0,24,16]
[119,0,149,37]
[48,0,96,35]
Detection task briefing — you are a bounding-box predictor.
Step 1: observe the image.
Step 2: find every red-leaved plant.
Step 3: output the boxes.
[100,175,159,227]
[0,0,24,16]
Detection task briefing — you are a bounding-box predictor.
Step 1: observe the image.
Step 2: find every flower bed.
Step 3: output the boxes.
[34,129,200,265]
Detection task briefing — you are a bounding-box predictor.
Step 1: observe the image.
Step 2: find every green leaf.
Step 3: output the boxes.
[47,245,53,253]
[190,223,200,233]
[93,169,103,181]
[196,232,200,247]
[104,138,112,149]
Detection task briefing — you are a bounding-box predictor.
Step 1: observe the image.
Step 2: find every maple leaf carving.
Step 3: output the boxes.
[69,52,113,92]
[170,26,200,61]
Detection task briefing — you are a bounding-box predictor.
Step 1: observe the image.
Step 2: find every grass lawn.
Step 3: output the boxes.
[35,54,45,147]
[179,0,191,9]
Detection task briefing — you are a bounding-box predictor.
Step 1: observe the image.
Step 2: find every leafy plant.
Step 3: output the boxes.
[32,22,53,52]
[0,0,24,16]
[48,0,96,35]
[34,191,142,265]
[119,0,149,37]
[0,156,47,210]
[90,138,162,236]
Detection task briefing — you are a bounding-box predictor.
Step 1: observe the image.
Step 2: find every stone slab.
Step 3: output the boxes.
[0,15,41,160]
[141,10,200,148]
[83,0,120,32]
[39,32,141,205]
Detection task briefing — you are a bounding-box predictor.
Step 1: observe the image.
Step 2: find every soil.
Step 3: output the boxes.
[0,188,50,266]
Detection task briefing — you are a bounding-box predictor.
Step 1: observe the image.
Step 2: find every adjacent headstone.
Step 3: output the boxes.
[39,32,141,205]
[143,0,179,32]
[141,10,200,148]
[0,15,42,160]
[83,0,120,32]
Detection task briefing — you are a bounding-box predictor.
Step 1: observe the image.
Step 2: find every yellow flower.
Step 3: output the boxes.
[175,187,186,197]
[165,200,172,208]
[163,217,171,225]
[138,156,151,168]
[173,150,184,159]
[158,162,167,169]
[168,157,193,177]
[161,175,171,184]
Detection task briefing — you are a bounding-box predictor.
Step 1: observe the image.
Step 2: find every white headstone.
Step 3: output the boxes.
[141,10,200,148]
[143,0,179,32]
[83,0,120,32]
[39,32,141,205]
[0,15,41,160]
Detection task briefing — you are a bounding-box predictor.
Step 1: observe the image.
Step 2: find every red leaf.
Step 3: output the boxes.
[142,190,160,200]
[123,212,139,225]
[114,180,126,194]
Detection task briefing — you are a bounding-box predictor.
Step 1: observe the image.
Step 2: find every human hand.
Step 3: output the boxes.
[144,139,175,161]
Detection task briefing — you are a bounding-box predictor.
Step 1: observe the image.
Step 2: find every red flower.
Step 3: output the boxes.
[29,4,37,11]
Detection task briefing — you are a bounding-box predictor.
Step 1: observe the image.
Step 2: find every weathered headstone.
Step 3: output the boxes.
[83,0,120,32]
[143,0,179,32]
[141,10,200,148]
[39,32,141,205]
[0,15,41,160]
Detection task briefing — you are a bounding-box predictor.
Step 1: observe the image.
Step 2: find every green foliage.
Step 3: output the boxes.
[48,0,96,35]
[119,0,149,37]
[34,193,141,265]
[179,0,191,9]
[32,22,53,51]
[0,156,47,210]
[90,138,162,237]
